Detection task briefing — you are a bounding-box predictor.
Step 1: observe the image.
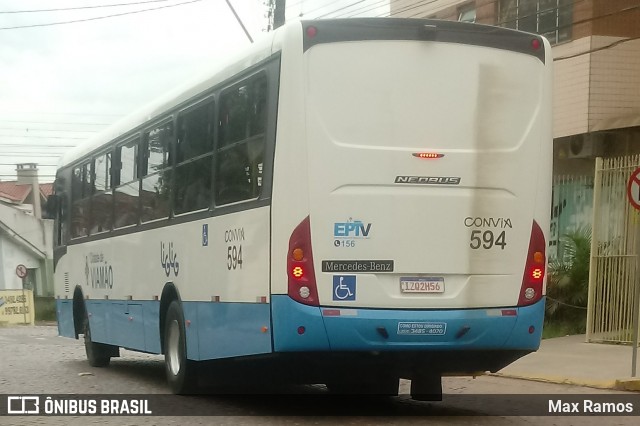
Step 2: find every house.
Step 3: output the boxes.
[0,163,54,297]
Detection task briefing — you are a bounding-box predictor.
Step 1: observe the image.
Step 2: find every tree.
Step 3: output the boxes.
[546,227,591,332]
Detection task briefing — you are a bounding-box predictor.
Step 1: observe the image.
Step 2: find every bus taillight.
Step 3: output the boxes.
[288,216,319,306]
[518,220,546,306]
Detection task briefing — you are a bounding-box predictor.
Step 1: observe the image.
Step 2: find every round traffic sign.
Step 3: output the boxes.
[16,264,28,279]
[628,168,640,211]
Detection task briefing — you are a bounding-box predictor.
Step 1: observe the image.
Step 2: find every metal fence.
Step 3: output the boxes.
[550,174,594,261]
[587,155,640,344]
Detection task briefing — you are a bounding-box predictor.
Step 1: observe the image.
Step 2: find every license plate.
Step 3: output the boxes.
[400,277,444,293]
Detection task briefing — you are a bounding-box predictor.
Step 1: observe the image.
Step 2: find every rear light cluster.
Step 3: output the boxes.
[518,220,546,306]
[288,216,319,306]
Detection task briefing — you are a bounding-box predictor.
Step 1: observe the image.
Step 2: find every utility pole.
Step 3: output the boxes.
[274,0,285,29]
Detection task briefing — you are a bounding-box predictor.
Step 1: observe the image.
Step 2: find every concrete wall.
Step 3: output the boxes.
[553,37,592,138]
[0,203,54,295]
[588,37,640,131]
[0,289,35,325]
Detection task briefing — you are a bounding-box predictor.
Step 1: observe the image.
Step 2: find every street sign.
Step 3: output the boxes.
[626,167,640,211]
[15,264,27,279]
[629,168,640,377]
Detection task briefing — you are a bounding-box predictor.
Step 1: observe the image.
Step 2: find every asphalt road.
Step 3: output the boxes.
[0,325,638,425]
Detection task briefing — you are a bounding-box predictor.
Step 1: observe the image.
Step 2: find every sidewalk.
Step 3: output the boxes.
[492,334,640,392]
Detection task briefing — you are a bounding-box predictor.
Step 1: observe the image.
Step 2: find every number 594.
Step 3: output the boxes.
[227,245,243,270]
[469,230,506,250]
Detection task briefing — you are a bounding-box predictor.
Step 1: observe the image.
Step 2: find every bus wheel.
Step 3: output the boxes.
[83,314,112,367]
[164,301,198,394]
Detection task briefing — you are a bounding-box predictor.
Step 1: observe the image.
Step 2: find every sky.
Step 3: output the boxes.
[0,0,389,183]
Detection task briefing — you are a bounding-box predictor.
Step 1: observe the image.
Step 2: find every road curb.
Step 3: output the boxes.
[615,379,640,392]
[488,372,640,392]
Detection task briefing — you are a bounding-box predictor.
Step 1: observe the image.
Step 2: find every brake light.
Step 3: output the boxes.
[518,220,546,306]
[287,216,319,306]
[412,152,444,159]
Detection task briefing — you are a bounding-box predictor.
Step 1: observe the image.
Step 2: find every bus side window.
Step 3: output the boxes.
[215,73,267,205]
[114,139,140,228]
[141,122,173,223]
[174,101,214,215]
[90,152,114,234]
[70,163,92,238]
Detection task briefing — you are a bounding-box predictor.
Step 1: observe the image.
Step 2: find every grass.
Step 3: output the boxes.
[34,297,57,322]
[542,320,585,339]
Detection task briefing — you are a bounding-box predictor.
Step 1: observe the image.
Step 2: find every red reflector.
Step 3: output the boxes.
[297,326,306,335]
[501,309,517,316]
[531,38,541,50]
[322,309,340,316]
[306,26,318,38]
[528,326,535,334]
[412,152,444,159]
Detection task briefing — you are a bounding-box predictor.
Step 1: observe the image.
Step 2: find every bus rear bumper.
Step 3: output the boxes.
[271,295,545,352]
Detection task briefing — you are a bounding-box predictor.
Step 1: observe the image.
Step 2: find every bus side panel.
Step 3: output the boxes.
[271,295,330,351]
[194,301,272,360]
[89,301,110,344]
[56,300,75,338]
[269,24,311,298]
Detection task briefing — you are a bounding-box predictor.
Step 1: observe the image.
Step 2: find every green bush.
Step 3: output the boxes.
[34,296,57,322]
[545,227,591,334]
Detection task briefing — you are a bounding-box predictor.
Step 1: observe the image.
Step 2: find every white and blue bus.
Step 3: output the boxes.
[53,18,552,399]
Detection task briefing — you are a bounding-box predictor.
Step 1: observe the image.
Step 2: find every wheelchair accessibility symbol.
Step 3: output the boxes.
[333,275,356,301]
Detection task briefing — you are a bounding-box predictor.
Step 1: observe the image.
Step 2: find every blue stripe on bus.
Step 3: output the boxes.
[56,299,272,361]
[271,295,544,351]
[58,296,544,359]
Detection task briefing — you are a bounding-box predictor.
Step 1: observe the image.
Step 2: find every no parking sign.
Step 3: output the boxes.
[626,167,640,377]
[627,168,640,211]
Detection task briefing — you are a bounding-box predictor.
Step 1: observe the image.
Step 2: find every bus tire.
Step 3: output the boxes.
[164,301,198,394]
[83,314,112,368]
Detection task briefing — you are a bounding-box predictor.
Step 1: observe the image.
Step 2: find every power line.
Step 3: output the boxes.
[0,134,86,140]
[0,120,109,126]
[332,0,389,18]
[555,35,640,60]
[0,163,58,166]
[0,0,176,14]
[0,0,204,30]
[296,0,351,18]
[0,174,56,177]
[315,0,366,19]
[0,144,77,149]
[0,153,64,157]
[0,128,96,133]
[1,112,122,117]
